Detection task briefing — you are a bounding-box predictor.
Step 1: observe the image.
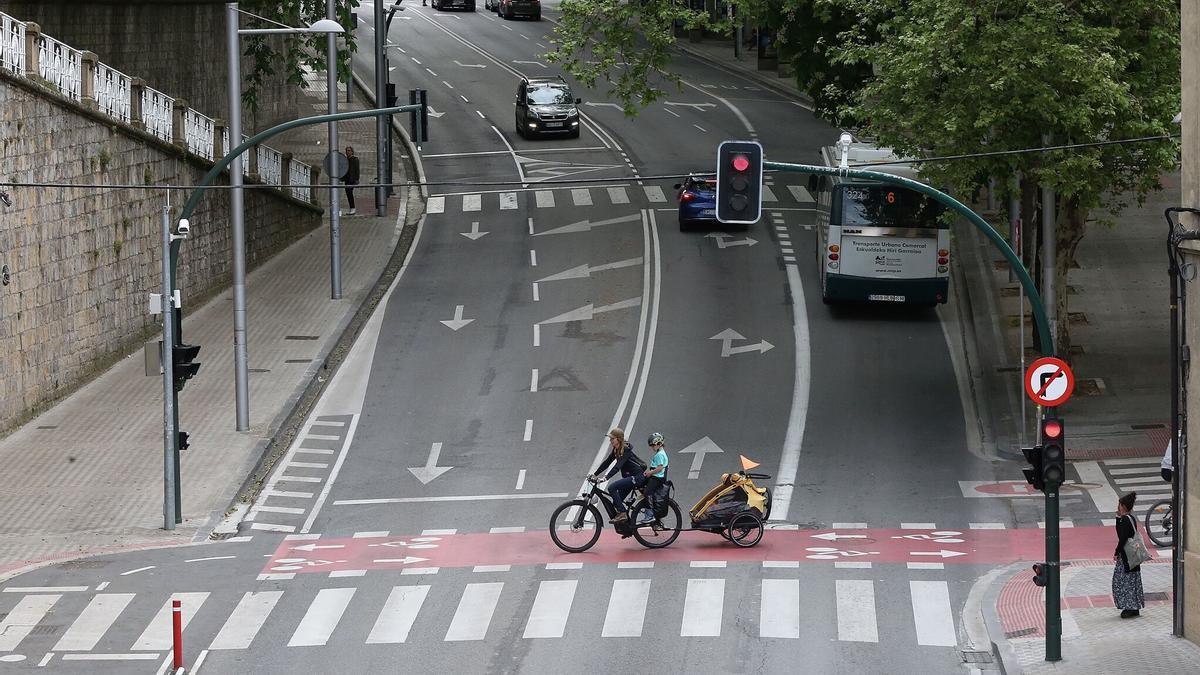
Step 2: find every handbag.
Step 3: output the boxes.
[1122,515,1153,570]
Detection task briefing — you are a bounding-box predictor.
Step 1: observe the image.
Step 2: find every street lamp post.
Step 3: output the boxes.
[225,2,343,431]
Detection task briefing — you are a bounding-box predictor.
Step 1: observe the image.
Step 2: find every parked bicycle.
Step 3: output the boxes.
[549,475,682,552]
[1144,499,1174,548]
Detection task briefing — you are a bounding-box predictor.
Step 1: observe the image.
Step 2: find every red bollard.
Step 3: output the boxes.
[172,599,183,669]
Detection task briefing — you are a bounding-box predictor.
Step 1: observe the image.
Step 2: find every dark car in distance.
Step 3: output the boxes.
[675,175,720,231]
[498,0,540,19]
[432,0,476,10]
[515,76,581,139]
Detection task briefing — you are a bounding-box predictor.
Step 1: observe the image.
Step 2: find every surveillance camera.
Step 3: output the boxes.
[177,219,191,236]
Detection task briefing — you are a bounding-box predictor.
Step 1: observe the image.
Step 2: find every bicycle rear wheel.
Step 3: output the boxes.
[631,499,682,549]
[1144,499,1174,548]
[549,499,603,553]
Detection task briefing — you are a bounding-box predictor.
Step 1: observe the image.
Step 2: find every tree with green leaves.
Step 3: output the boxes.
[830,0,1179,353]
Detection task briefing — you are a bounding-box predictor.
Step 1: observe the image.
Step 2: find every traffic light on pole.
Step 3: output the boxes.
[715,140,763,225]
[1022,445,1045,491]
[172,344,201,393]
[1040,416,1066,487]
[1032,563,1048,587]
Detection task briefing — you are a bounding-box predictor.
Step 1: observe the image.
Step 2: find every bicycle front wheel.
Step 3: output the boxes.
[631,499,682,549]
[549,499,603,553]
[1144,499,1174,548]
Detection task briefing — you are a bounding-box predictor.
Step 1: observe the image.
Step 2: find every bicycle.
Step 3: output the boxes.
[1144,499,1174,548]
[549,475,683,552]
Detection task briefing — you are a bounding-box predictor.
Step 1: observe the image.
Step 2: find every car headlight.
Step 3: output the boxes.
[567,109,578,117]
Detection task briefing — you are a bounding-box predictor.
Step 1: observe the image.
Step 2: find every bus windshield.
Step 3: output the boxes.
[842,185,943,228]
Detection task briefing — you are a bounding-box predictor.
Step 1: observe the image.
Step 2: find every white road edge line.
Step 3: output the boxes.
[771,264,810,521]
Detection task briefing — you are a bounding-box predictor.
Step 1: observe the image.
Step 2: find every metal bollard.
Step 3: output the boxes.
[172,599,183,669]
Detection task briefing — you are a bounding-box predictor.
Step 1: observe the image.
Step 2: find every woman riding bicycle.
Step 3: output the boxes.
[590,428,647,514]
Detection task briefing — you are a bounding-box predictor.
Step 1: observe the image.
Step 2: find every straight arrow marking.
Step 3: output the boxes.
[911,550,968,558]
[439,305,474,331]
[539,297,642,325]
[460,221,489,240]
[535,257,642,283]
[677,436,725,479]
[533,213,641,237]
[408,443,453,484]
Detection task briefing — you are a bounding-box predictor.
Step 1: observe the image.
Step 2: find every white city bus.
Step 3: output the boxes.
[810,140,951,306]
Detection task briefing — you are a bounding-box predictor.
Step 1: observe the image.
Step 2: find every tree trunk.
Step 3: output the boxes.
[1055,196,1089,358]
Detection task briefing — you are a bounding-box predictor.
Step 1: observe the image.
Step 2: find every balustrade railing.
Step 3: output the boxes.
[139,84,173,143]
[93,61,131,123]
[0,12,24,74]
[184,109,215,161]
[257,145,283,187]
[37,33,81,101]
[289,160,312,203]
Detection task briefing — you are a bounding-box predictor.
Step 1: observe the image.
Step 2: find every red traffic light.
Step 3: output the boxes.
[731,154,750,172]
[1043,419,1062,439]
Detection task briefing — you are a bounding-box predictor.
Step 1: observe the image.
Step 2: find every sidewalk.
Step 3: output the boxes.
[0,71,419,579]
[672,37,810,104]
[985,558,1200,673]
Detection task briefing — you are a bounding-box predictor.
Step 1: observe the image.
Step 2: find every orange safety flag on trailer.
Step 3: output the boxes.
[739,455,760,471]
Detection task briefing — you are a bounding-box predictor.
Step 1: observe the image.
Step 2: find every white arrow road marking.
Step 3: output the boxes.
[426,105,446,119]
[533,213,641,237]
[290,543,346,552]
[408,442,453,484]
[910,550,968,558]
[514,60,547,68]
[584,102,624,110]
[710,329,774,357]
[811,532,868,541]
[440,305,475,331]
[706,232,758,249]
[454,61,486,68]
[536,257,642,283]
[665,101,717,110]
[372,557,430,565]
[460,221,489,240]
[678,436,724,479]
[540,297,641,325]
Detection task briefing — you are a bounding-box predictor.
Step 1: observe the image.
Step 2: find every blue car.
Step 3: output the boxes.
[674,175,719,231]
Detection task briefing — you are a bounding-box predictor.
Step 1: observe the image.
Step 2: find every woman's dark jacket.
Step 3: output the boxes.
[595,442,645,479]
[1114,514,1137,572]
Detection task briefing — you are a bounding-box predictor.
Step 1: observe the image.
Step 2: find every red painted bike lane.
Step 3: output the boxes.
[263,526,1154,575]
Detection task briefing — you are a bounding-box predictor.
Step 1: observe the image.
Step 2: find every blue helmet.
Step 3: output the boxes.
[647,432,665,447]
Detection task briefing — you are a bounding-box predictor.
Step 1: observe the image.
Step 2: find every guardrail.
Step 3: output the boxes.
[0,10,316,204]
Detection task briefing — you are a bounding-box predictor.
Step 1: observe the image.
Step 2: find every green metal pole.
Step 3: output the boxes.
[765,161,1054,356]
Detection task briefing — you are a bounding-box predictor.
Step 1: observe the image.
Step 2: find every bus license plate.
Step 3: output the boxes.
[868,294,905,302]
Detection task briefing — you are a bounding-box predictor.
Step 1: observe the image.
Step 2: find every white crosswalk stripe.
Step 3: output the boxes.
[210,591,282,650]
[14,571,965,654]
[133,592,209,650]
[571,188,592,206]
[427,196,445,214]
[0,594,60,651]
[644,186,667,202]
[1103,459,1171,498]
[463,194,482,212]
[366,585,429,644]
[607,187,629,204]
[762,185,778,202]
[535,190,555,208]
[426,183,817,215]
[788,185,814,202]
[288,588,355,647]
[54,593,134,651]
[499,192,518,210]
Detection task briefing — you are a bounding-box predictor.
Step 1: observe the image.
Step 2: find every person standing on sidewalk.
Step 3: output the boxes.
[1113,491,1146,618]
[343,146,360,216]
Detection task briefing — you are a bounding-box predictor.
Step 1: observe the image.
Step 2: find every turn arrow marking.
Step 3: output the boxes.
[440,305,474,331]
[810,532,868,541]
[706,232,758,249]
[677,436,724,479]
[454,61,486,68]
[372,556,430,565]
[536,257,642,283]
[426,105,446,119]
[460,221,489,240]
[710,329,774,357]
[291,543,346,552]
[665,101,717,110]
[408,442,453,484]
[533,213,641,237]
[911,550,968,558]
[539,297,641,325]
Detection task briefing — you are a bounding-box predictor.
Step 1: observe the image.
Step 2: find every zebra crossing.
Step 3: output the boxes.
[0,573,960,658]
[1100,457,1172,504]
[424,182,817,216]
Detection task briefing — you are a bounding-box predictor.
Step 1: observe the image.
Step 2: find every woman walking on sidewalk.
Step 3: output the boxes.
[1113,491,1146,618]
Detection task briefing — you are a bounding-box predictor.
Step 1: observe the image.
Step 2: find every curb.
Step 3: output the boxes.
[983,562,1027,675]
[209,71,428,539]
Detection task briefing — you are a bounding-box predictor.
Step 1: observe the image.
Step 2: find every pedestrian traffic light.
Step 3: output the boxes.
[715,140,763,225]
[178,431,190,451]
[1021,445,1045,491]
[172,344,201,393]
[1040,416,1066,487]
[1032,563,1048,587]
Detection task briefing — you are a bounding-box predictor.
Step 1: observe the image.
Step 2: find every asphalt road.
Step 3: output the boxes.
[0,4,1095,674]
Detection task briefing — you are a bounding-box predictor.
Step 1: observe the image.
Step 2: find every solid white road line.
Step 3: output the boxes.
[608,186,629,204]
[445,583,504,641]
[288,588,355,647]
[133,593,209,650]
[602,579,651,637]
[209,591,283,650]
[0,594,60,650]
[760,579,800,639]
[524,580,577,638]
[463,194,482,211]
[500,192,518,210]
[836,580,879,643]
[427,196,445,213]
[535,190,555,208]
[910,581,958,646]
[120,566,155,576]
[54,594,135,651]
[334,492,568,505]
[772,264,811,520]
[2,586,87,593]
[680,579,724,637]
[623,210,662,435]
[61,654,159,661]
[367,586,430,644]
[571,188,592,206]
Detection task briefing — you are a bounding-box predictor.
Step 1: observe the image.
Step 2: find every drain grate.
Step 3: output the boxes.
[284,335,320,341]
[284,359,313,364]
[1131,423,1166,430]
[249,368,270,374]
[37,425,58,430]
[960,650,994,664]
[1146,591,1169,601]
[30,624,61,636]
[1005,627,1038,639]
[60,559,111,570]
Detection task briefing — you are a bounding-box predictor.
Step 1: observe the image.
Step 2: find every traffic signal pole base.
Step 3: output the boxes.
[1045,486,1062,661]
